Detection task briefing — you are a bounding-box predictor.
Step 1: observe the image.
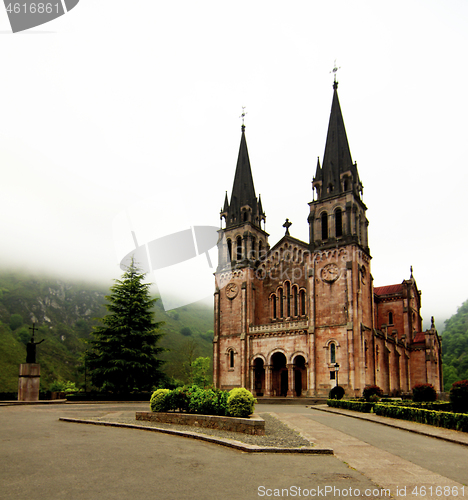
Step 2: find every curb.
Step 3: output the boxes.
[0,400,67,406]
[59,417,333,455]
[311,405,468,448]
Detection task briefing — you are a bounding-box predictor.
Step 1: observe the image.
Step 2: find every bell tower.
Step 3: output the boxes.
[217,123,268,271]
[307,78,373,397]
[309,80,368,254]
[213,122,269,390]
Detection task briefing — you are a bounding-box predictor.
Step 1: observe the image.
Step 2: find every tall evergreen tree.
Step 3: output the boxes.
[86,262,164,393]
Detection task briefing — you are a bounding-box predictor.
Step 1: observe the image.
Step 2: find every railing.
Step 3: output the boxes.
[249,320,309,334]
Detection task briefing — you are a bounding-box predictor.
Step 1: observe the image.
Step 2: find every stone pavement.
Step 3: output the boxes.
[0,403,389,500]
[268,405,468,500]
[1,402,467,500]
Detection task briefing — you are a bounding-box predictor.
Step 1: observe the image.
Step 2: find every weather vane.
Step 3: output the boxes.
[240,106,247,130]
[330,60,341,83]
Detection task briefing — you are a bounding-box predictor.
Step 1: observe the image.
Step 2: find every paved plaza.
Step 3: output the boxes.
[1,402,467,500]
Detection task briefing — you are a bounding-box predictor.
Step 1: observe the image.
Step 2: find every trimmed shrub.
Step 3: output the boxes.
[327,399,375,413]
[165,386,190,412]
[329,385,345,400]
[150,389,170,412]
[213,389,229,416]
[188,387,218,415]
[450,380,468,413]
[412,383,437,402]
[362,385,383,401]
[374,403,468,433]
[227,388,256,418]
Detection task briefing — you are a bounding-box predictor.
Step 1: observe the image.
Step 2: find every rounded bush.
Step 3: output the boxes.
[329,385,345,400]
[412,383,437,402]
[227,388,256,418]
[150,388,170,412]
[450,380,468,413]
[362,385,383,401]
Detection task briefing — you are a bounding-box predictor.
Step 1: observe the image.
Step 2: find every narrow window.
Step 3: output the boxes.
[321,212,328,240]
[286,282,291,317]
[227,239,232,261]
[272,295,277,319]
[230,350,234,368]
[388,311,394,325]
[243,211,248,222]
[335,208,343,238]
[251,237,256,260]
[293,287,298,316]
[236,236,242,260]
[300,290,306,315]
[330,343,336,364]
[279,288,284,318]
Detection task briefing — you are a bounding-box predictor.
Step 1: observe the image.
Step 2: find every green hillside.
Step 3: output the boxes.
[441,300,468,391]
[0,270,214,393]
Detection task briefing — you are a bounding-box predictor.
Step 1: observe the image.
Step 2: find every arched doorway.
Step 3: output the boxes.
[253,358,265,397]
[293,355,307,397]
[271,352,288,397]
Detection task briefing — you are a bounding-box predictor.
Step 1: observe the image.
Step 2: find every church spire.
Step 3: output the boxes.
[221,124,265,230]
[313,82,362,201]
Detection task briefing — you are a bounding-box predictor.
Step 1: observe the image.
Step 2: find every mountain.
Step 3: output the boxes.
[0,270,214,393]
[441,299,468,391]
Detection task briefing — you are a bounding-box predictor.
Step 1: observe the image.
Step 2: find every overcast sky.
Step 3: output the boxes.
[0,1,467,327]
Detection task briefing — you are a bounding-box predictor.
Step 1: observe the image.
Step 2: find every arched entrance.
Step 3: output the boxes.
[253,358,265,397]
[271,352,288,397]
[293,355,307,397]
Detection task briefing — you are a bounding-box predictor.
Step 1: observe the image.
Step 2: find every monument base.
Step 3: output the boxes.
[18,364,40,401]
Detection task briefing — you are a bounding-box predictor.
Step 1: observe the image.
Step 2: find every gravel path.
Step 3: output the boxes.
[92,412,312,448]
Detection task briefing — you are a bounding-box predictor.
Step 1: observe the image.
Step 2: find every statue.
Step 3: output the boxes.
[26,324,45,364]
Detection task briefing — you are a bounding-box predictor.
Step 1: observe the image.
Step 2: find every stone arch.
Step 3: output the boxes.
[270,350,288,397]
[252,355,266,396]
[292,353,308,397]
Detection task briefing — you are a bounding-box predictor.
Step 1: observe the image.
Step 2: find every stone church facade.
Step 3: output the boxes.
[213,82,442,397]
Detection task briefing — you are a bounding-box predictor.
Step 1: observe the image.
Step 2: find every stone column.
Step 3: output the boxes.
[287,364,294,397]
[18,364,40,402]
[264,365,272,396]
[250,365,255,394]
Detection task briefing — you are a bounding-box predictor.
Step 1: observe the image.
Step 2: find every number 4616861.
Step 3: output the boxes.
[6,3,60,14]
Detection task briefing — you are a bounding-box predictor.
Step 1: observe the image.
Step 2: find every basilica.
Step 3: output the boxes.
[213,81,442,397]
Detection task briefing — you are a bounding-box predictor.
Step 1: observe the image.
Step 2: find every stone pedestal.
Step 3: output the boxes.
[18,364,40,401]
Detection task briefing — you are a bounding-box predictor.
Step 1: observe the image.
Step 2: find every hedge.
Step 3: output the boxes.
[327,399,375,413]
[150,386,255,418]
[373,404,468,433]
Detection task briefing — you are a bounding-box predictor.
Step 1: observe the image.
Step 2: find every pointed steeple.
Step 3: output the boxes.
[313,82,362,201]
[222,125,265,229]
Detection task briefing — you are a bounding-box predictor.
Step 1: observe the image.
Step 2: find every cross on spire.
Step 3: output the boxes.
[330,60,341,88]
[283,218,292,235]
[240,106,247,132]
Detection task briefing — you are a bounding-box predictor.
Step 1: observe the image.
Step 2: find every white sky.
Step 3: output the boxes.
[0,1,466,327]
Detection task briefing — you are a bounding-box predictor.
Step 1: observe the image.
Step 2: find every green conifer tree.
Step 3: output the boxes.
[86,262,164,393]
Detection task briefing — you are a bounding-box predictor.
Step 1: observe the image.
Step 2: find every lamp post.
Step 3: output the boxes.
[334,363,340,387]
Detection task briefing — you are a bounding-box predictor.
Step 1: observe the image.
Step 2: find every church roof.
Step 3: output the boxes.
[412,331,426,344]
[374,284,404,296]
